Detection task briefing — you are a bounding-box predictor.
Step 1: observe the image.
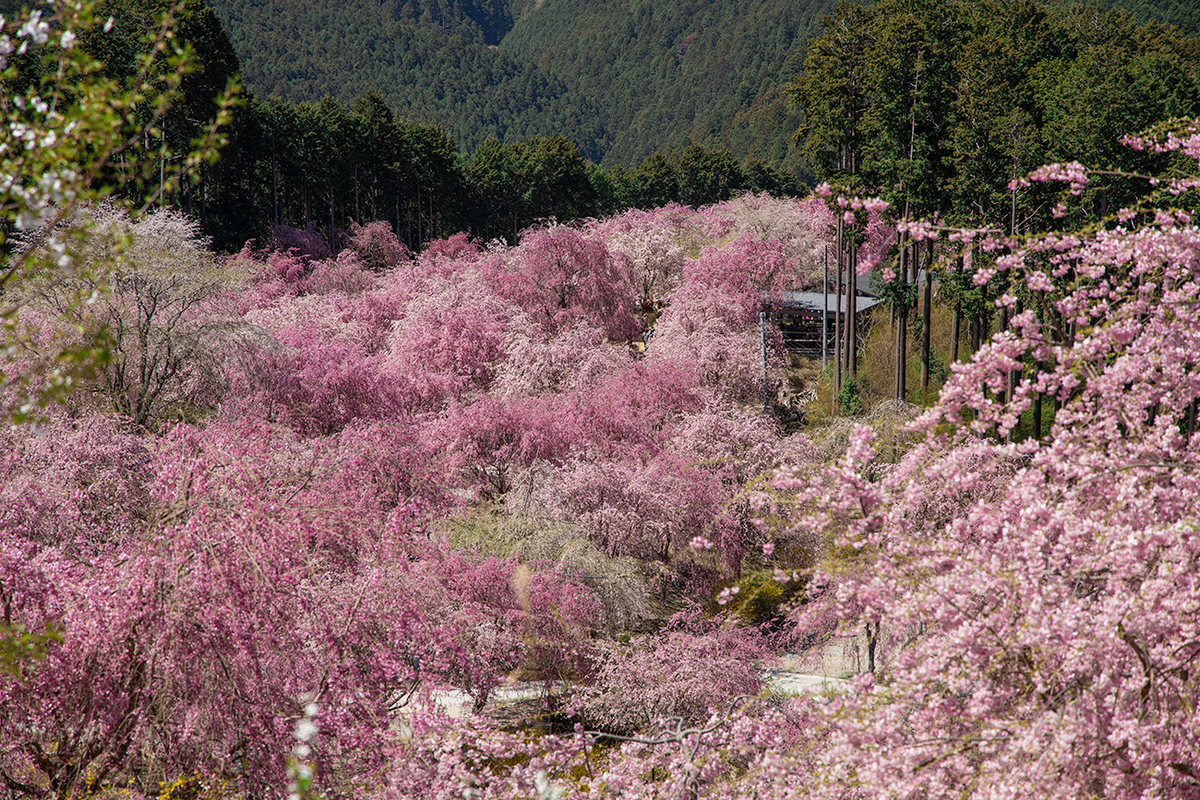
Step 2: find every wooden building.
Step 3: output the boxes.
[764,289,884,359]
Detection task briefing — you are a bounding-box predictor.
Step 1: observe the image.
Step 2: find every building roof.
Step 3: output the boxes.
[765,290,884,315]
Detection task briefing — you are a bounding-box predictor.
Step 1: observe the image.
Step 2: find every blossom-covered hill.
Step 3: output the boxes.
[7,117,1200,797]
[2,192,887,794]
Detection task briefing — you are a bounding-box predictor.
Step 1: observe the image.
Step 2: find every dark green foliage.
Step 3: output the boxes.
[610,154,682,210]
[466,134,596,241]
[837,378,865,415]
[236,95,467,252]
[2,0,1196,179]
[1045,0,1198,34]
[791,0,1200,231]
[177,0,846,170]
[723,572,807,627]
[790,1,876,183]
[741,157,805,197]
[204,0,607,158]
[499,0,841,168]
[26,0,1199,253]
[677,146,746,207]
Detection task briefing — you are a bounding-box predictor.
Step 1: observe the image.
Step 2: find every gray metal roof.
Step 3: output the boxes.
[766,290,884,314]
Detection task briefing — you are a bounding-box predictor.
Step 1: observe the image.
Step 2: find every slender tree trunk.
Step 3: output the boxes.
[272,140,279,227]
[843,243,852,386]
[835,217,844,396]
[951,301,960,364]
[159,122,165,208]
[998,303,1009,408]
[896,234,905,401]
[849,245,858,382]
[1032,374,1043,440]
[405,196,412,249]
[903,243,911,401]
[823,244,829,370]
[865,622,879,674]
[1010,296,1021,399]
[921,239,932,393]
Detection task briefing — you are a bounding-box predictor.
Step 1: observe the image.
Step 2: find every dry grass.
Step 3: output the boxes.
[805,400,923,464]
[441,507,658,633]
[794,291,978,427]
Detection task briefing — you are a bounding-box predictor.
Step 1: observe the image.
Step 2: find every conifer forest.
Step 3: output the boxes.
[2,0,1200,798]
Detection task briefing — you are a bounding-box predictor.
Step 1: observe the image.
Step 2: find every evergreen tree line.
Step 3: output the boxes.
[194,94,806,252]
[791,0,1200,229]
[137,0,1200,253]
[3,0,804,252]
[791,0,1200,421]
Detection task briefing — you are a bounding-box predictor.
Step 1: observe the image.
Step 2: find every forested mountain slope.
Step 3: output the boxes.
[202,0,607,157]
[199,0,1194,169]
[1055,0,1197,33]
[0,0,1191,167]
[498,0,839,167]
[200,0,838,168]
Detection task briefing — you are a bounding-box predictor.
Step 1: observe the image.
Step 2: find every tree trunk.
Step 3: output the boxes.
[950,301,960,364]
[1032,378,1042,440]
[416,182,423,245]
[329,186,336,253]
[896,234,905,401]
[899,242,912,402]
[849,245,858,382]
[921,239,932,393]
[835,217,844,396]
[272,140,279,227]
[998,303,1009,408]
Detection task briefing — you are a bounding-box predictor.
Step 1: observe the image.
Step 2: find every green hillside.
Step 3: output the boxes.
[195,0,1194,171]
[203,0,608,157]
[184,0,842,169]
[1053,0,1197,33]
[1,0,1193,171]
[499,0,839,167]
